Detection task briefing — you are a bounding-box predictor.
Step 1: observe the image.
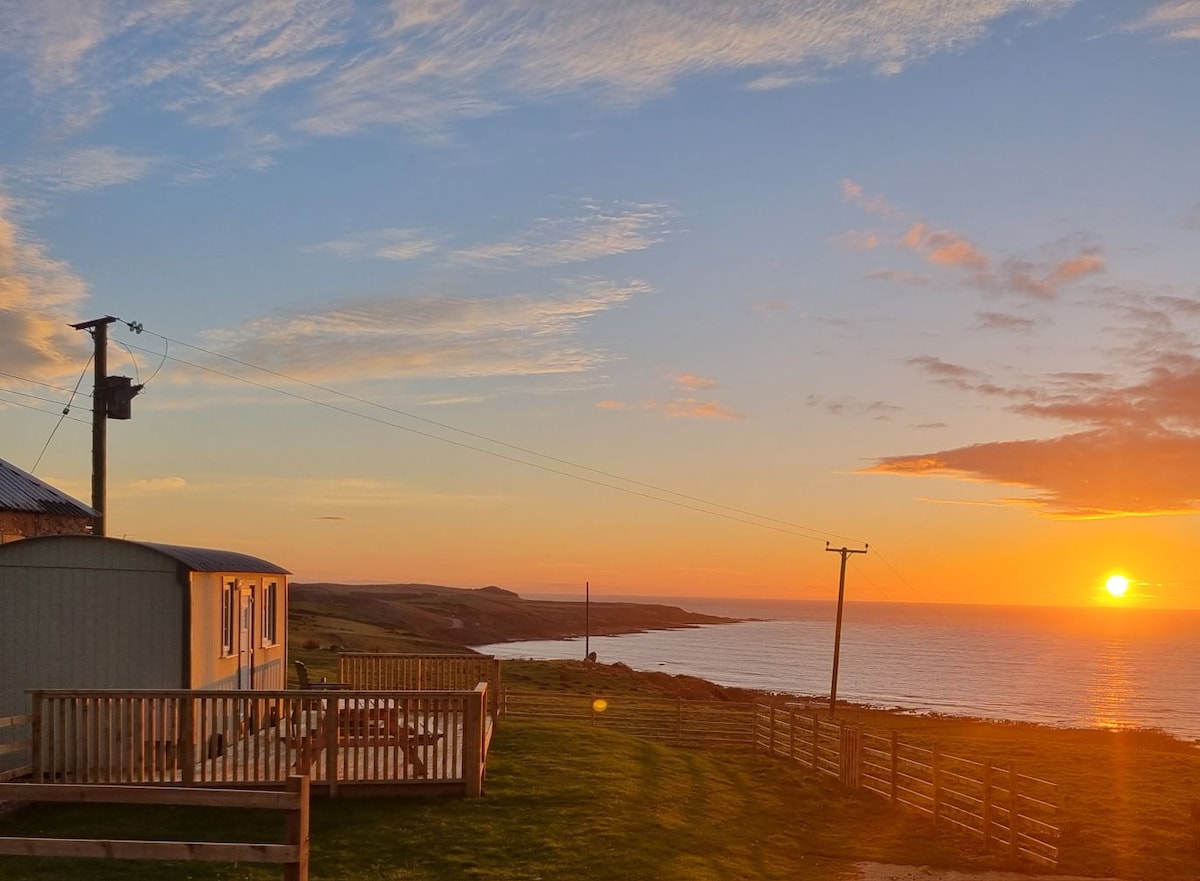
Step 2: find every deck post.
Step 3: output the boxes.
[30,691,43,782]
[463,686,485,797]
[789,710,797,762]
[324,696,338,798]
[769,706,777,756]
[811,714,819,771]
[285,773,310,881]
[180,696,195,786]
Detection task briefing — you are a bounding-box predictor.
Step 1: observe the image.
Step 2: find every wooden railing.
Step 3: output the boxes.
[339,653,502,720]
[503,690,755,748]
[755,706,1059,868]
[0,715,32,783]
[0,775,309,879]
[27,687,490,797]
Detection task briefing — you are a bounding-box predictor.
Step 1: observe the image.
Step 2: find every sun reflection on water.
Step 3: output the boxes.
[1085,638,1136,731]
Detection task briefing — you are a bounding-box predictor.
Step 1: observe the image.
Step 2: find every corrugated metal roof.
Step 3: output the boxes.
[0,458,97,518]
[133,540,291,575]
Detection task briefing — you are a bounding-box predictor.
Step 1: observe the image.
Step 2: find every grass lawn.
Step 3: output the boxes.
[0,718,975,881]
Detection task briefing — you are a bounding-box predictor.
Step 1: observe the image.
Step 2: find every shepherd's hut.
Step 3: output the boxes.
[0,535,290,720]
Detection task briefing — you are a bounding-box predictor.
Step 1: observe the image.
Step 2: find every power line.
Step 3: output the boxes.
[114,319,863,545]
[116,340,822,540]
[30,355,94,473]
[0,370,92,398]
[0,394,90,425]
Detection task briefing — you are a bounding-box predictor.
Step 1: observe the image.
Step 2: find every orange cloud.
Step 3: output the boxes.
[863,428,1200,518]
[595,399,626,409]
[1049,253,1105,284]
[840,179,899,218]
[661,398,742,420]
[901,223,989,269]
[673,373,717,391]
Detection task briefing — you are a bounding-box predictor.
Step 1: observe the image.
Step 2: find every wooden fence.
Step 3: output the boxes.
[26,687,491,797]
[0,715,31,783]
[0,774,309,879]
[339,653,503,720]
[754,706,1059,868]
[502,690,754,748]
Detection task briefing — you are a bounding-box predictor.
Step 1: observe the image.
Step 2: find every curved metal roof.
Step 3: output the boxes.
[133,541,290,575]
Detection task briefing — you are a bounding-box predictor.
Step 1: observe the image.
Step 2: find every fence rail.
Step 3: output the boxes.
[0,715,32,783]
[27,687,490,797]
[755,706,1059,868]
[0,774,309,880]
[503,690,755,747]
[339,653,502,720]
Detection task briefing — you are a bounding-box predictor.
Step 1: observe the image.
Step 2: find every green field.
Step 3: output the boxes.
[1,717,968,881]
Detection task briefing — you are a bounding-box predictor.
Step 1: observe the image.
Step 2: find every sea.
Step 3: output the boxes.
[477,598,1200,743]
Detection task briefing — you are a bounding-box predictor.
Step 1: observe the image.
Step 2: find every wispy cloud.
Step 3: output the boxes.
[841,182,1105,300]
[1,1,1076,148]
[16,146,157,193]
[307,228,438,261]
[0,194,90,380]
[828,229,881,251]
[806,394,901,420]
[1126,1,1200,40]
[453,201,674,268]
[976,311,1036,333]
[200,279,653,382]
[600,372,742,420]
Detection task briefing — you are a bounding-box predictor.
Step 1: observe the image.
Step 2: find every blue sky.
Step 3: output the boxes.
[2,1,1199,607]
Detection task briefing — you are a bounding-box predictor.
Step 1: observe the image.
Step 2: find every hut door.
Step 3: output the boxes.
[237,583,256,689]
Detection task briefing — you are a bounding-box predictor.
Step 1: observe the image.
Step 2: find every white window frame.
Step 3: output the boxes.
[261,580,277,646]
[221,579,236,657]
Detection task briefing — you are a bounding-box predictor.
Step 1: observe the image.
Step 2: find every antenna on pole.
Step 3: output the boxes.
[69,317,144,537]
[826,541,868,718]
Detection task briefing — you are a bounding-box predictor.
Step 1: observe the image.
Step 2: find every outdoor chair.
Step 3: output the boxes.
[293,659,351,690]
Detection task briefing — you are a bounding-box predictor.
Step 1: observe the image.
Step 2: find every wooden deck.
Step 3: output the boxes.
[27,688,492,797]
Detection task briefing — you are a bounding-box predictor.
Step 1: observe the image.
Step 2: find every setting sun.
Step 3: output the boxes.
[1105,575,1130,599]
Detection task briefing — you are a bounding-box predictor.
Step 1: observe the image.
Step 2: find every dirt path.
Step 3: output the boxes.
[849,863,1122,881]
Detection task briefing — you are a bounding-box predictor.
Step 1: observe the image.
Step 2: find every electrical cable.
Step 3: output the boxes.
[114,319,862,545]
[116,341,821,540]
[30,355,94,473]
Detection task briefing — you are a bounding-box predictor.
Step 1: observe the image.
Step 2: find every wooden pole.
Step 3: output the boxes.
[1009,765,1020,861]
[889,730,898,805]
[811,714,819,771]
[30,692,43,782]
[825,544,867,717]
[285,774,310,881]
[789,710,797,762]
[180,697,195,787]
[982,761,993,852]
[463,689,484,797]
[932,743,942,827]
[324,697,338,798]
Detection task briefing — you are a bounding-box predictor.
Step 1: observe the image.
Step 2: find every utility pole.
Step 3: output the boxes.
[826,541,868,718]
[584,580,590,661]
[70,316,143,537]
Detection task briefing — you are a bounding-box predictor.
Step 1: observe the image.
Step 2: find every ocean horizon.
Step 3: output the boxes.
[478,597,1200,742]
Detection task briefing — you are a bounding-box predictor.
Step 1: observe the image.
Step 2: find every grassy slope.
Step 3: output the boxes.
[0,720,966,881]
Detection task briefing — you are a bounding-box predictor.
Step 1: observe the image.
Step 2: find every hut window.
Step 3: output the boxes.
[262,581,277,645]
[221,580,236,656]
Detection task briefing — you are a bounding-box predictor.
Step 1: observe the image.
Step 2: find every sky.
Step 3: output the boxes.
[2,1,1199,609]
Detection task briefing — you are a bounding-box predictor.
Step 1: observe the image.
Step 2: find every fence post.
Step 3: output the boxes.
[29,691,42,782]
[789,710,797,762]
[931,743,942,827]
[837,720,846,786]
[889,730,898,805]
[676,698,683,745]
[324,695,338,798]
[769,707,777,756]
[285,773,311,881]
[180,696,195,786]
[1009,765,1019,861]
[811,714,819,771]
[463,688,485,797]
[982,761,993,852]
